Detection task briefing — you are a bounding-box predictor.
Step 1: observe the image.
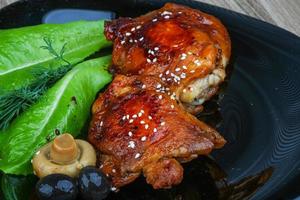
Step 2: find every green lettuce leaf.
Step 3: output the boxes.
[0,56,112,175]
[0,20,111,94]
[1,174,37,200]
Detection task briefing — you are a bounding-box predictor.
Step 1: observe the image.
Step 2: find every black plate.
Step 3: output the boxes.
[1,0,300,199]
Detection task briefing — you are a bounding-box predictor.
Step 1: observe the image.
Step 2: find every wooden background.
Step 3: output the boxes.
[0,0,299,36]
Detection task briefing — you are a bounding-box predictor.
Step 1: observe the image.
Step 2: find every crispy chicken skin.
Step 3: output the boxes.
[105,3,231,113]
[88,75,226,189]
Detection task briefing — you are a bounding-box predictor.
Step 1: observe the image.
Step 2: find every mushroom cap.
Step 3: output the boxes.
[32,138,96,178]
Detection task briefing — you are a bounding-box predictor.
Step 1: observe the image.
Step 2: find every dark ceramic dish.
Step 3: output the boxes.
[0,0,300,199]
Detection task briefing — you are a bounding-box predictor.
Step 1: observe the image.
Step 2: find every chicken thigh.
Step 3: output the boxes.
[105,3,231,113]
[88,75,226,189]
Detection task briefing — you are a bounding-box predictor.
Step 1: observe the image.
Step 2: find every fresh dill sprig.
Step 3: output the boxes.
[40,37,71,66]
[0,85,46,130]
[0,38,73,131]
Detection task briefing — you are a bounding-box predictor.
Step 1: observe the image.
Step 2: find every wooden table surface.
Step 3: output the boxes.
[0,0,299,36]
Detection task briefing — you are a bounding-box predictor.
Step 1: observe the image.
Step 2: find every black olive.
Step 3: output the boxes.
[36,174,78,200]
[78,166,112,200]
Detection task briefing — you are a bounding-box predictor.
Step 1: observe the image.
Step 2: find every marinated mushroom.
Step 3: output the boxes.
[32,133,96,178]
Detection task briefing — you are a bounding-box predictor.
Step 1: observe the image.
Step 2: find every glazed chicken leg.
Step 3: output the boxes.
[89,75,226,189]
[105,3,231,113]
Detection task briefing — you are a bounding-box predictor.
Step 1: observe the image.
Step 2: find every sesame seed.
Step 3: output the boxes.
[189,87,194,91]
[100,164,104,169]
[141,109,145,113]
[139,37,144,41]
[183,89,187,92]
[100,121,103,126]
[194,60,201,66]
[141,136,147,141]
[121,40,125,45]
[129,39,133,43]
[171,105,175,109]
[182,53,187,57]
[131,27,136,31]
[122,116,126,120]
[182,65,187,69]
[154,47,159,51]
[161,122,166,126]
[134,40,138,43]
[125,32,131,36]
[167,78,171,81]
[153,58,157,62]
[161,11,173,15]
[138,112,142,117]
[164,15,170,19]
[162,78,166,81]
[145,124,149,129]
[128,131,133,136]
[129,119,134,123]
[175,68,180,72]
[158,95,163,99]
[188,51,192,55]
[142,84,146,89]
[156,84,162,88]
[159,73,163,78]
[126,115,130,119]
[154,128,157,133]
[136,25,142,29]
[147,58,151,63]
[152,18,158,22]
[132,114,137,118]
[180,56,186,60]
[190,70,195,73]
[178,11,183,14]
[148,116,152,120]
[111,187,117,191]
[166,70,170,75]
[36,151,40,155]
[30,159,33,163]
[140,120,145,124]
[135,153,141,159]
[128,141,135,148]
[180,73,186,79]
[112,169,116,173]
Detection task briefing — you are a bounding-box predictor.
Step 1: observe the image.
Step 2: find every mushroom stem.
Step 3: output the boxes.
[50,133,78,164]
